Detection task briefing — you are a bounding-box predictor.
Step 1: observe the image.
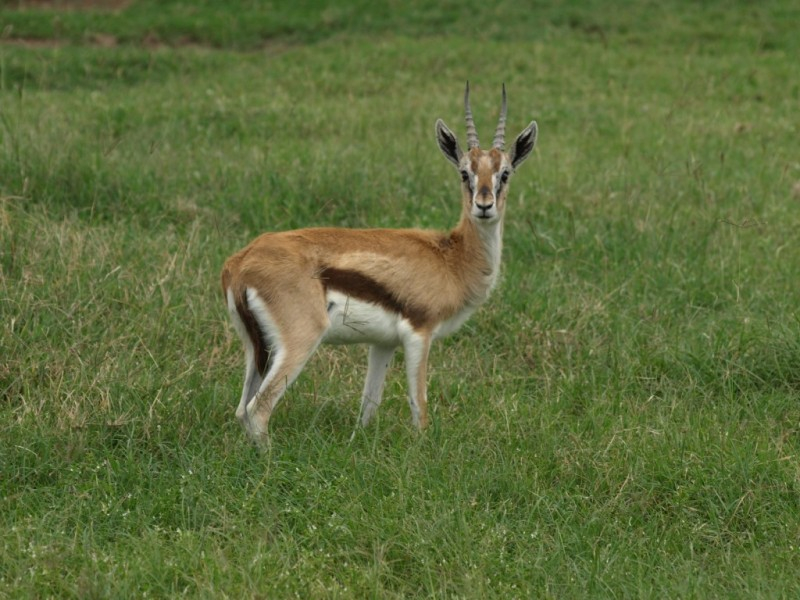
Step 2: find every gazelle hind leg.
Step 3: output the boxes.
[237,360,262,425]
[243,288,328,441]
[359,345,396,427]
[226,288,264,427]
[402,332,432,429]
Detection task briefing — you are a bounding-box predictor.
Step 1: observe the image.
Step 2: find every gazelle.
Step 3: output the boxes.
[222,83,537,441]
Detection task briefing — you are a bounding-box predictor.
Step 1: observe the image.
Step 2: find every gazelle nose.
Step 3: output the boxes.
[475,202,494,218]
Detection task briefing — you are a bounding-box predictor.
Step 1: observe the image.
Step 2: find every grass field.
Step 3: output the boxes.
[2,1,800,597]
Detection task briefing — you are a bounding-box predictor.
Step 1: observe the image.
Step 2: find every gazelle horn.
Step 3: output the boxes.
[464,81,480,149]
[493,83,508,150]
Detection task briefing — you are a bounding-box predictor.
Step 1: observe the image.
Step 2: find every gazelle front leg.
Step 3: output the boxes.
[359,344,396,427]
[402,332,432,429]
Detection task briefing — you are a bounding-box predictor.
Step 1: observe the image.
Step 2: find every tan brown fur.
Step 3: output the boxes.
[223,220,492,332]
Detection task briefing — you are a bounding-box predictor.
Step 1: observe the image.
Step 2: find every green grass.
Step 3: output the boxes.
[2,1,800,597]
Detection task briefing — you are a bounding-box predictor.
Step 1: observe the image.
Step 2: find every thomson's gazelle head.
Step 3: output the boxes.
[435,83,538,224]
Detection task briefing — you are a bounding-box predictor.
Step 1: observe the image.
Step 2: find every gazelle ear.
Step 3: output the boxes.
[509,121,538,168]
[435,119,463,167]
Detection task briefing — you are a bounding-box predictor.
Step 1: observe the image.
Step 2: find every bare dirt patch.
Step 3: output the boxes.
[0,36,65,48]
[13,0,131,10]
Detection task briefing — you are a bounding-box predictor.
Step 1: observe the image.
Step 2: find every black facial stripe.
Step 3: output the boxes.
[460,170,473,193]
[495,170,510,194]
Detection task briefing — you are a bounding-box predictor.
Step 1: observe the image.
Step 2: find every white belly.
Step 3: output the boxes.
[322,291,404,346]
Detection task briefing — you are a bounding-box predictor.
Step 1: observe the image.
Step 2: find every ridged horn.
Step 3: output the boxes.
[464,81,480,149]
[493,83,508,150]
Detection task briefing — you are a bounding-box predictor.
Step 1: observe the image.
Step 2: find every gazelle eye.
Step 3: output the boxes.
[460,170,470,182]
[500,171,510,184]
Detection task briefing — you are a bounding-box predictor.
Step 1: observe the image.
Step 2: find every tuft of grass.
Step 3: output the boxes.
[2,1,800,597]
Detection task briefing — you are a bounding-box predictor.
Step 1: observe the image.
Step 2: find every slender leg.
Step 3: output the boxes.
[402,332,432,429]
[245,343,318,440]
[242,288,328,442]
[359,345,396,427]
[227,288,263,427]
[237,354,263,426]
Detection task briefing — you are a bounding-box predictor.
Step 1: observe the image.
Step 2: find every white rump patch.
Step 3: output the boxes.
[244,288,286,408]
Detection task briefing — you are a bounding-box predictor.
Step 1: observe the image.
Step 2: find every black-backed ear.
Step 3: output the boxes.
[509,121,538,169]
[435,119,463,168]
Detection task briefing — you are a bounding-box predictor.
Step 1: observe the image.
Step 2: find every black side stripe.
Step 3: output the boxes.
[319,267,429,329]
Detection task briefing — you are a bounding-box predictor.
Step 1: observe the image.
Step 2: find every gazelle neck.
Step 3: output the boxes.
[476,218,504,281]
[454,212,505,303]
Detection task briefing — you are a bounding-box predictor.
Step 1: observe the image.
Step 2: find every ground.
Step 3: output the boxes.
[1,1,799,597]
